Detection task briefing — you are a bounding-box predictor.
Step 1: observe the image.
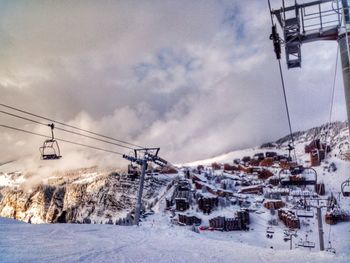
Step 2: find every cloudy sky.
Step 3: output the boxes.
[0,0,347,167]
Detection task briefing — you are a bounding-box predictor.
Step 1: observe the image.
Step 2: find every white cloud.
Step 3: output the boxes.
[0,0,347,168]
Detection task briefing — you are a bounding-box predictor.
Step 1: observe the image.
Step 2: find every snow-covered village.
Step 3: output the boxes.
[1,1,350,263]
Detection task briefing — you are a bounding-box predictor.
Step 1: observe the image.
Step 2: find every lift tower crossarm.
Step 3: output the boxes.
[270,0,350,129]
[270,0,342,68]
[271,0,335,16]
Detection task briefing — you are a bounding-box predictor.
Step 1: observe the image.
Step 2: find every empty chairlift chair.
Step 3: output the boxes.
[341,179,350,197]
[39,123,62,160]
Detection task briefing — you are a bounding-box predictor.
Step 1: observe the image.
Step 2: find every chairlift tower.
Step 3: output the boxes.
[123,147,168,225]
[305,197,330,251]
[270,0,350,127]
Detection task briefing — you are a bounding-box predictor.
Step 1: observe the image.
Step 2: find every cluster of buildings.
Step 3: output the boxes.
[163,144,348,237]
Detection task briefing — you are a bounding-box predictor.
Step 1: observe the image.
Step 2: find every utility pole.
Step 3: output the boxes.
[123,148,168,225]
[269,0,350,128]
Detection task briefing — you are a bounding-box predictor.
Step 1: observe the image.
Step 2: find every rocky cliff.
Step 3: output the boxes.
[0,169,172,224]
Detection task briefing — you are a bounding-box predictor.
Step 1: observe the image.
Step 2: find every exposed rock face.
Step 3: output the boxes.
[273,121,348,147]
[0,172,170,224]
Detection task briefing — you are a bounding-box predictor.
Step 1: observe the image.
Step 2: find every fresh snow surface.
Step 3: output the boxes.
[0,217,349,263]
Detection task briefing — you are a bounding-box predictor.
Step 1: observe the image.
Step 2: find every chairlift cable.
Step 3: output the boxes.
[277,61,297,161]
[0,124,125,156]
[0,103,143,148]
[0,110,134,150]
[268,0,297,162]
[54,126,134,150]
[0,110,47,126]
[324,45,340,157]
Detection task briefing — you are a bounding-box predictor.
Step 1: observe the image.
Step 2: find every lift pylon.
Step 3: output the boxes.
[123,147,168,225]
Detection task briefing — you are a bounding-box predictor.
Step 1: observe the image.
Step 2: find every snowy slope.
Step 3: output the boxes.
[0,217,348,263]
[184,121,349,167]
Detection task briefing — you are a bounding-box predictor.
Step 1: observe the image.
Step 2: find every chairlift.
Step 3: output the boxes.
[326,241,336,254]
[296,240,315,248]
[296,234,315,248]
[39,123,62,160]
[266,226,275,239]
[283,229,297,242]
[296,209,314,218]
[341,179,350,197]
[279,167,317,186]
[283,236,290,242]
[266,226,275,234]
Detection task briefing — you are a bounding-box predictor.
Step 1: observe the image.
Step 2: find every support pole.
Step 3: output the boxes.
[339,0,350,127]
[338,35,350,127]
[343,0,350,22]
[316,207,325,251]
[133,159,147,225]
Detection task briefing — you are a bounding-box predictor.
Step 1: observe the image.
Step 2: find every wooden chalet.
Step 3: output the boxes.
[239,185,264,195]
[241,156,251,163]
[305,139,330,154]
[209,210,249,231]
[278,209,300,229]
[257,169,273,180]
[211,162,221,170]
[174,187,192,212]
[263,200,285,210]
[223,163,238,171]
[161,166,178,174]
[178,214,202,226]
[197,194,218,214]
[310,149,326,167]
[259,158,274,167]
[325,209,350,225]
[175,198,190,211]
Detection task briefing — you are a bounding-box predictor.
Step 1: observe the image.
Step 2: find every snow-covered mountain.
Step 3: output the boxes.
[186,121,349,166]
[266,121,349,159]
[0,166,172,224]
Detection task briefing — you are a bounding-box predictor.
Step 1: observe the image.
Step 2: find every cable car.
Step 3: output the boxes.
[341,179,350,197]
[39,123,62,160]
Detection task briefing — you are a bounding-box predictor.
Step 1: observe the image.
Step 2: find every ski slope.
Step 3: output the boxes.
[0,217,349,263]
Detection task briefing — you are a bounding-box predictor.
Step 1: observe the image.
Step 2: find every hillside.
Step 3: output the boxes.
[0,166,172,224]
[0,121,350,262]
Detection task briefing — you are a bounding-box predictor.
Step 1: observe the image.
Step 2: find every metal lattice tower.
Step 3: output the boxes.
[123,148,168,225]
[270,0,350,126]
